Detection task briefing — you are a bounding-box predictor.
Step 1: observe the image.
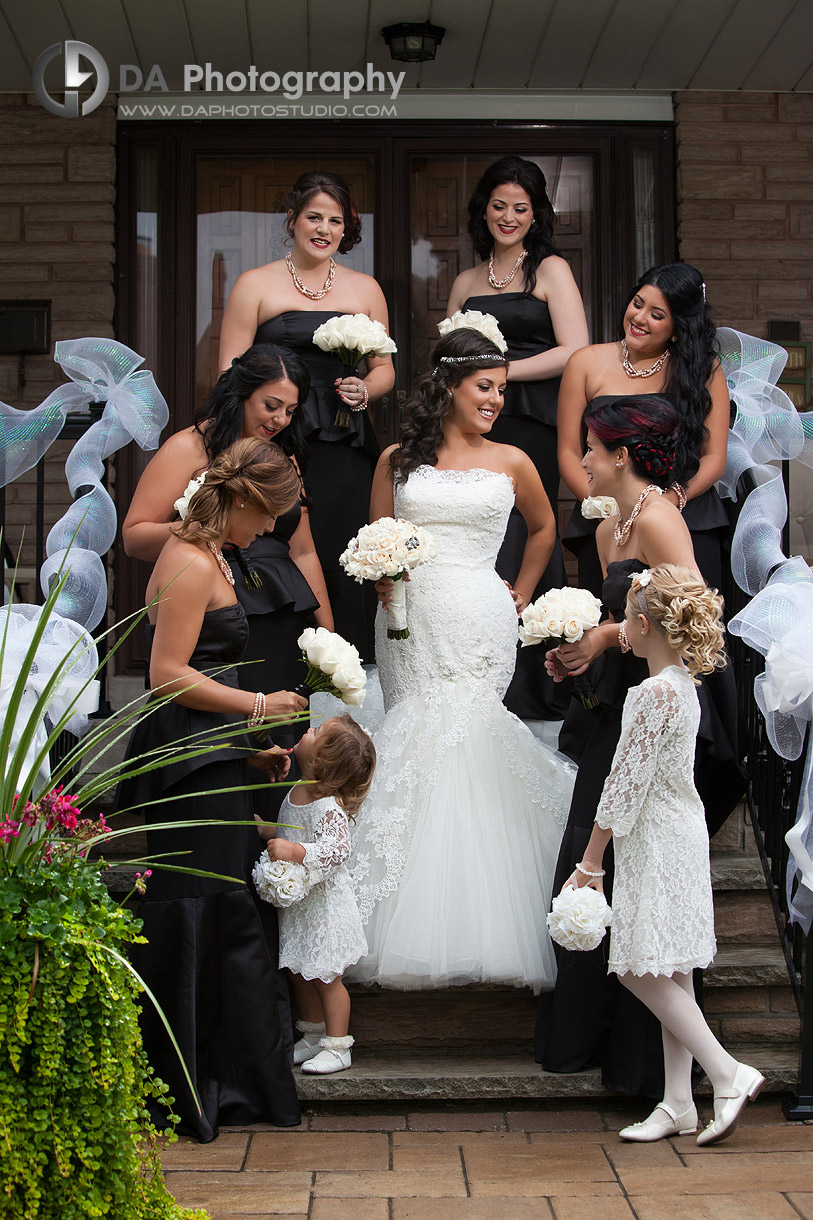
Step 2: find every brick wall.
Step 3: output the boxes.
[675,91,813,338]
[0,93,116,576]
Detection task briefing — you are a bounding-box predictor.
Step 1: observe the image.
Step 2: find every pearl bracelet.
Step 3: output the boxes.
[247,691,266,728]
[576,862,605,878]
[350,383,369,412]
[669,482,687,511]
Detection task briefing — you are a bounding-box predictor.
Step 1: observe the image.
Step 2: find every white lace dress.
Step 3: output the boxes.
[596,665,717,977]
[347,465,575,992]
[276,793,367,983]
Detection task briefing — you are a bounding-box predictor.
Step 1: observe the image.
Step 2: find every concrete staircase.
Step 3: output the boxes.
[95,676,800,1104]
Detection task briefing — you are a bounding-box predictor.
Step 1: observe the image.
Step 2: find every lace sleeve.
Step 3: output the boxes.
[595,678,677,838]
[301,804,352,883]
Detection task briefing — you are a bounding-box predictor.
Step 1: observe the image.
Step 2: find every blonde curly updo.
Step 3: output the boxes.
[627,563,726,684]
[174,437,301,545]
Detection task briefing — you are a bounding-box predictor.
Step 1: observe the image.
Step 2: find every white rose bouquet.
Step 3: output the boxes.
[297,627,367,707]
[581,496,619,520]
[252,855,312,908]
[312,313,397,428]
[437,310,508,353]
[519,586,603,710]
[547,885,612,952]
[340,516,437,639]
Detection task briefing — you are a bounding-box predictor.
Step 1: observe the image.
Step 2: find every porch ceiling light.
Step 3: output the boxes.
[381,22,446,63]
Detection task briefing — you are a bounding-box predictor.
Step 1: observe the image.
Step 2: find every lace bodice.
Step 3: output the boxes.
[395,465,514,570]
[596,666,716,976]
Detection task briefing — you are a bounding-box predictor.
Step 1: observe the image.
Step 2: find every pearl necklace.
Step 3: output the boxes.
[613,484,663,547]
[208,542,235,586]
[488,248,527,290]
[285,251,336,300]
[621,338,670,379]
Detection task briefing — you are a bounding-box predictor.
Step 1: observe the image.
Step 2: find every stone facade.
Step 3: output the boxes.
[676,91,813,337]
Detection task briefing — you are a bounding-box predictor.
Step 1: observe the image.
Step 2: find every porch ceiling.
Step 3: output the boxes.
[1,0,812,96]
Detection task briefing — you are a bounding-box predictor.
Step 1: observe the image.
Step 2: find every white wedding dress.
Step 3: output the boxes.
[347,465,576,993]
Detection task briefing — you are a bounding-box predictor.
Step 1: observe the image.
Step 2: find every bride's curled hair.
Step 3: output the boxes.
[389,329,508,484]
[174,437,301,545]
[628,564,726,683]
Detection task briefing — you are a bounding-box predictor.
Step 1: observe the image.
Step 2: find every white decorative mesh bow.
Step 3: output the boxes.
[720,329,813,930]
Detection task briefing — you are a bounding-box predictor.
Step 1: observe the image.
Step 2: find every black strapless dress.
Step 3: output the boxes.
[255,312,379,660]
[535,559,744,1093]
[562,394,731,596]
[464,293,567,719]
[120,604,300,1141]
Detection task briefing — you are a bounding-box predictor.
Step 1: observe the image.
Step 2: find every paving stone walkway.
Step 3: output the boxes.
[161,1098,813,1219]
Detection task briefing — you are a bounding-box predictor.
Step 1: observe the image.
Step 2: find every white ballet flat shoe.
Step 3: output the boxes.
[619,1103,698,1142]
[300,1035,354,1075]
[293,1020,325,1065]
[696,1063,765,1147]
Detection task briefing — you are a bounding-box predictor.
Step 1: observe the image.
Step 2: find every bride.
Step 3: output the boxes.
[348,327,576,993]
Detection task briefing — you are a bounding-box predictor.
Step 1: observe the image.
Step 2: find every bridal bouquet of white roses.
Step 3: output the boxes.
[547,885,613,952]
[297,627,367,707]
[519,586,603,710]
[340,517,437,639]
[252,855,312,908]
[312,313,397,427]
[437,309,508,353]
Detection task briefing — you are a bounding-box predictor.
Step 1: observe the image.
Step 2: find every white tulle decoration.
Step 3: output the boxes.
[547,885,612,952]
[719,329,813,931]
[252,855,312,908]
[0,604,99,790]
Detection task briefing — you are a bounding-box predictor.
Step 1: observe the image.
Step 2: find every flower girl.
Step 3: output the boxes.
[256,715,376,1075]
[565,564,764,1145]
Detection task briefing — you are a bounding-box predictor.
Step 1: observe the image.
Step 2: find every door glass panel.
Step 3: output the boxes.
[195,156,376,404]
[409,153,595,381]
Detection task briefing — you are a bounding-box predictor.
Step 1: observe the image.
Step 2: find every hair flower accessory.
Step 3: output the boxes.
[437,310,508,353]
[173,471,206,520]
[632,570,653,588]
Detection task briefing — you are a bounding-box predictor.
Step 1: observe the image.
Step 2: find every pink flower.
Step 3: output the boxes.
[0,819,20,843]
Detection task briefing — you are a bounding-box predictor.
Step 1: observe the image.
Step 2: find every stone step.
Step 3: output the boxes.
[293,1044,799,1103]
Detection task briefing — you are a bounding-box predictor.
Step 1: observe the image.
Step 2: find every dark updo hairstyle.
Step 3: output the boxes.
[389,328,508,484]
[194,342,311,472]
[285,170,362,254]
[467,156,559,295]
[584,395,694,488]
[625,263,718,484]
[174,437,302,545]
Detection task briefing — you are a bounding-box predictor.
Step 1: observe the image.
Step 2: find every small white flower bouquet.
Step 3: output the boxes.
[581,496,619,520]
[340,517,437,639]
[312,313,397,427]
[437,310,507,353]
[252,855,312,908]
[519,586,603,709]
[297,627,367,707]
[547,885,612,952]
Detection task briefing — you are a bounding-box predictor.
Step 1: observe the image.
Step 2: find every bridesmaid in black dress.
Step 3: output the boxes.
[219,171,395,660]
[120,439,306,1141]
[445,156,588,718]
[559,263,731,597]
[535,397,741,1095]
[123,342,327,815]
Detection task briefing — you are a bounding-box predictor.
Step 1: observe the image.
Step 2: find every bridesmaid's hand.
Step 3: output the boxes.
[555,629,606,677]
[264,690,308,718]
[335,376,368,409]
[248,746,292,780]
[562,868,604,894]
[545,648,570,682]
[266,838,306,865]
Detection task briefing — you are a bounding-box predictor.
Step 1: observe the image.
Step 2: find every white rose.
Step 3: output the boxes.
[173,471,207,521]
[297,627,318,652]
[438,310,508,354]
[562,617,585,643]
[582,496,619,520]
[319,636,353,675]
[252,856,311,908]
[332,658,366,692]
[341,687,366,707]
[546,887,612,953]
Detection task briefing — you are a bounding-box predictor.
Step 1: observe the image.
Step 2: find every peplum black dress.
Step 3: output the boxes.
[121,604,300,1142]
[464,293,567,719]
[255,311,379,661]
[563,394,731,597]
[535,558,744,1094]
